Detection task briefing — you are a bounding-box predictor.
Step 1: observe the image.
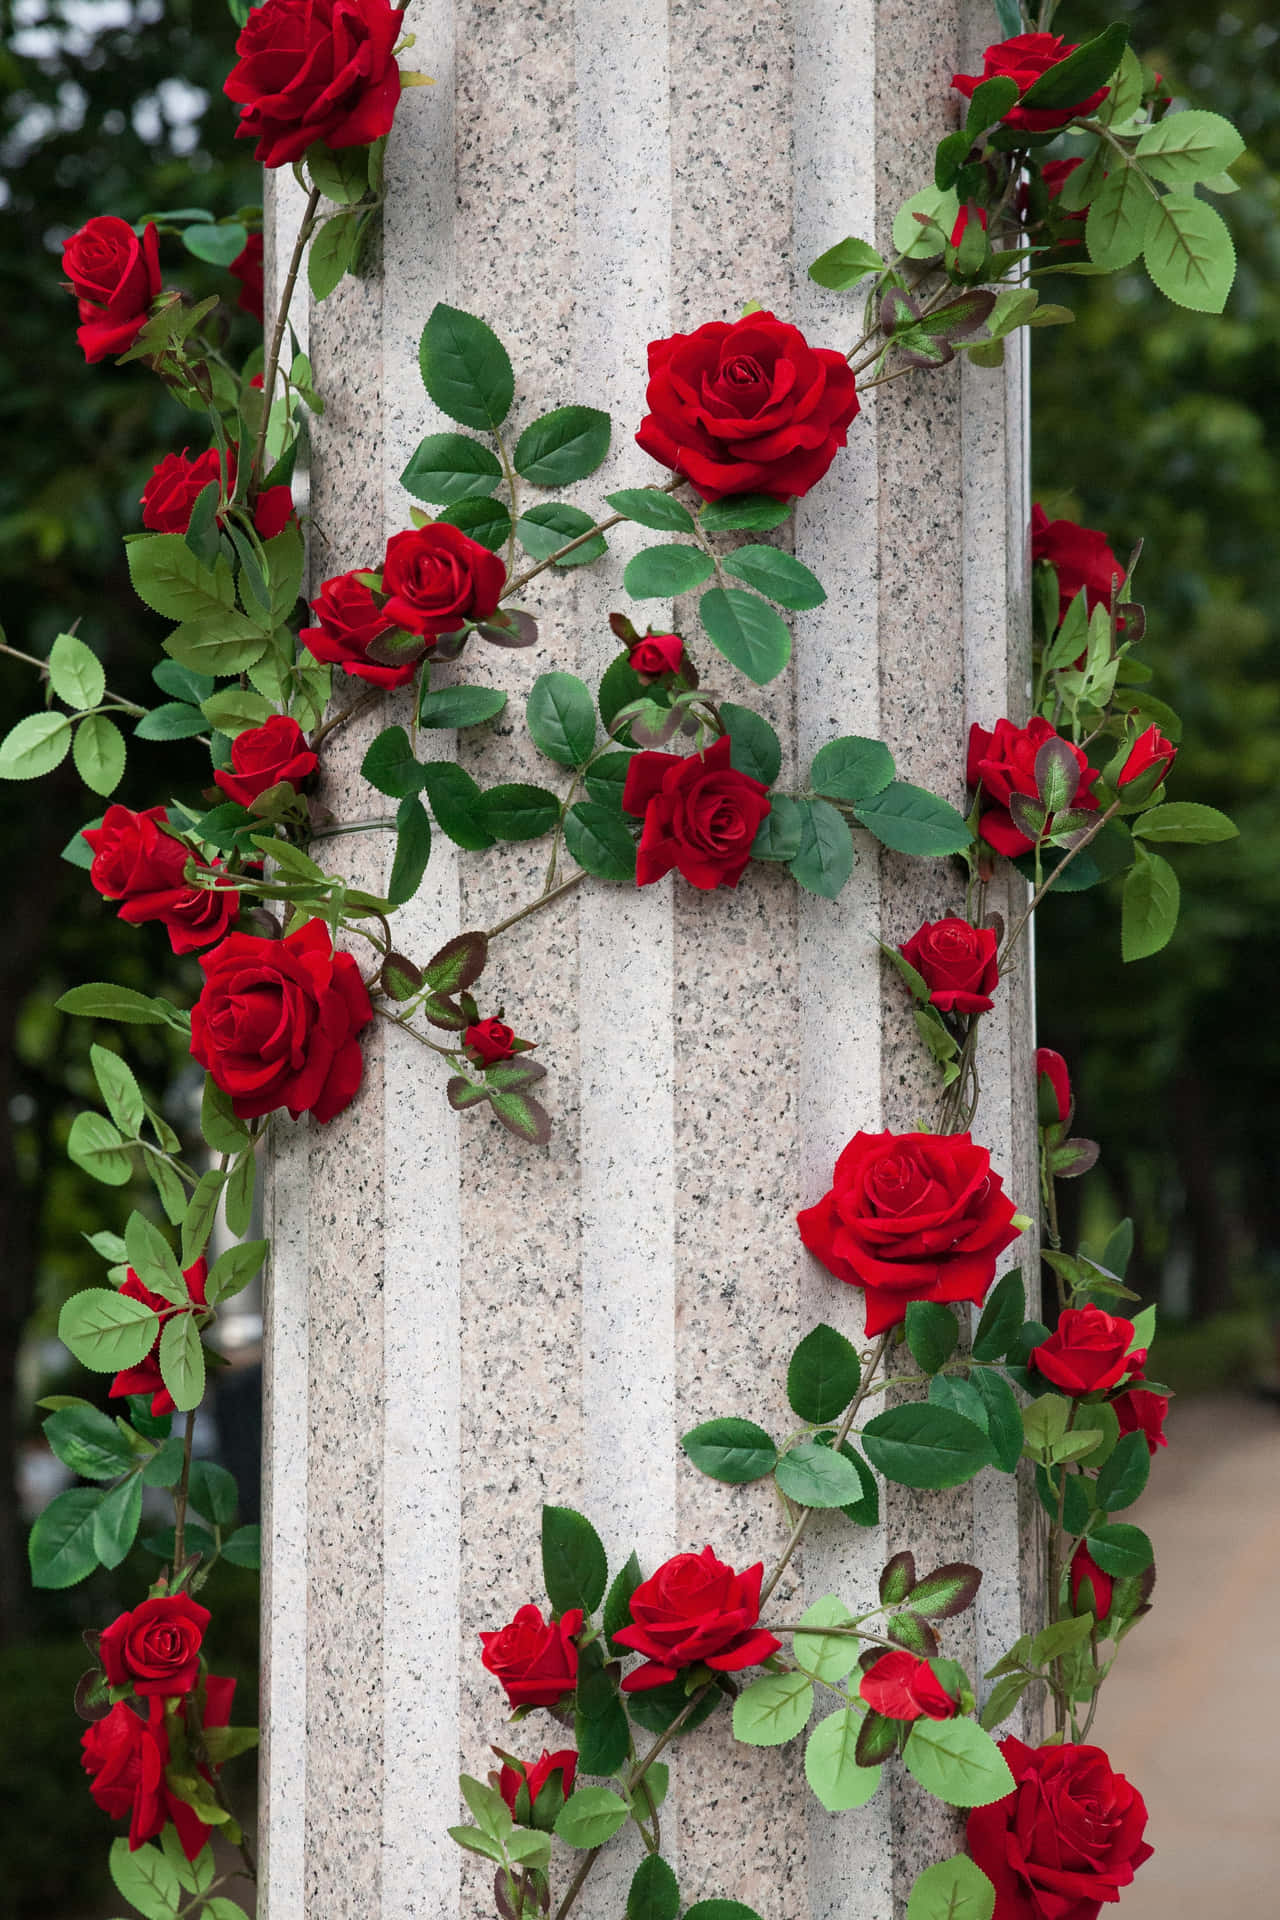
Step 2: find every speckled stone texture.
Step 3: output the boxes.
[262,0,1039,1913]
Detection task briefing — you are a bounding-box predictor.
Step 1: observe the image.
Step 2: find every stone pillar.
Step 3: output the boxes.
[261,1,1037,1915]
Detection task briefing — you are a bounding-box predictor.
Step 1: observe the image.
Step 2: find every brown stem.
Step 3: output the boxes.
[171,1409,196,1582]
[373,1006,456,1058]
[250,184,322,491]
[501,477,688,598]
[487,871,585,941]
[998,798,1124,972]
[310,685,380,751]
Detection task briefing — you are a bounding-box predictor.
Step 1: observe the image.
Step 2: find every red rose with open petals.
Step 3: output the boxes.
[860,1650,958,1722]
[636,310,860,500]
[952,34,1111,136]
[380,524,506,641]
[1069,1543,1114,1624]
[899,919,999,1014]
[480,1605,582,1709]
[141,444,293,542]
[213,714,317,807]
[613,1547,780,1692]
[1031,505,1124,626]
[190,919,373,1123]
[967,1736,1153,1920]
[622,733,770,890]
[967,717,1100,858]
[62,216,162,363]
[82,1675,236,1859]
[224,0,406,168]
[300,570,415,688]
[498,1749,577,1829]
[1117,724,1176,790]
[107,1259,208,1417]
[1113,1386,1169,1455]
[1030,1306,1138,1396]
[99,1594,210,1699]
[797,1130,1023,1336]
[83,805,239,955]
[229,231,264,320]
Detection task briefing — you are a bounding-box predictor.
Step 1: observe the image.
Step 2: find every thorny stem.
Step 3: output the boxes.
[250,185,322,492]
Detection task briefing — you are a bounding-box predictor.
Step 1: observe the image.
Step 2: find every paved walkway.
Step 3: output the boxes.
[1091,1393,1280,1918]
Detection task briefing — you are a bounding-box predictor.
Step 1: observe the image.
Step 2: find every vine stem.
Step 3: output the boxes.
[250,184,322,492]
[487,871,585,940]
[0,640,149,718]
[501,477,688,598]
[171,1409,197,1582]
[310,685,379,751]
[997,798,1124,973]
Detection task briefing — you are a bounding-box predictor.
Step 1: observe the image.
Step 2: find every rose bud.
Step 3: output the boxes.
[1030,1306,1140,1397]
[1113,1386,1170,1456]
[612,1546,781,1691]
[1117,724,1176,791]
[622,734,771,891]
[949,204,988,249]
[629,631,686,678]
[465,1018,520,1066]
[1069,1543,1114,1624]
[859,1650,959,1722]
[98,1594,210,1698]
[967,1739,1153,1916]
[1035,1047,1072,1127]
[480,1604,582,1710]
[213,714,318,807]
[899,919,999,1015]
[62,215,162,363]
[497,1749,577,1830]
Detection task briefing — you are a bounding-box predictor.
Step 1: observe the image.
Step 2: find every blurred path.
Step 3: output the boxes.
[1093,1393,1280,1917]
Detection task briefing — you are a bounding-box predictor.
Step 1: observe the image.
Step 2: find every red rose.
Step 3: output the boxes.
[300,570,415,689]
[1117,724,1176,790]
[1069,1543,1114,1624]
[82,805,239,955]
[498,1749,577,1829]
[1030,1306,1139,1396]
[622,733,770,891]
[191,919,373,1124]
[99,1594,210,1699]
[1113,1386,1169,1455]
[798,1130,1023,1336]
[1035,1047,1072,1127]
[967,717,1100,858]
[480,1604,582,1709]
[224,0,406,168]
[465,1018,517,1065]
[612,1546,781,1692]
[859,1650,958,1722]
[62,216,162,363]
[899,919,999,1015]
[379,525,506,640]
[141,445,293,543]
[630,632,686,678]
[967,1736,1153,1920]
[81,1675,236,1860]
[212,714,317,807]
[107,1259,208,1417]
[1031,505,1124,626]
[229,231,264,320]
[952,34,1111,136]
[635,310,860,501]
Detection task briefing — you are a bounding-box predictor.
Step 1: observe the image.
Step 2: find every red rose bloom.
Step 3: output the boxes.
[635,310,860,500]
[213,714,317,807]
[967,1736,1153,1920]
[224,0,406,168]
[300,570,415,688]
[622,733,770,891]
[1030,1306,1139,1397]
[612,1546,781,1692]
[191,919,373,1124]
[229,231,264,320]
[141,444,293,543]
[1069,1543,1114,1624]
[498,1749,577,1829]
[899,919,999,1015]
[1113,1386,1169,1455]
[1117,724,1176,790]
[465,1018,517,1065]
[1031,505,1124,626]
[1035,1047,1072,1127]
[62,215,162,363]
[798,1130,1023,1336]
[108,1259,208,1417]
[99,1594,210,1699]
[967,717,1100,858]
[480,1604,582,1709]
[630,631,686,678]
[379,525,506,640]
[859,1650,958,1722]
[952,34,1111,135]
[81,1675,236,1859]
[82,805,239,955]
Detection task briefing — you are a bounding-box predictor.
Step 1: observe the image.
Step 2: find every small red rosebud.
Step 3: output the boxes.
[950,204,988,249]
[1036,1047,1072,1127]
[1117,724,1176,791]
[465,1018,522,1066]
[497,1749,577,1830]
[630,631,685,678]
[1069,1542,1114,1623]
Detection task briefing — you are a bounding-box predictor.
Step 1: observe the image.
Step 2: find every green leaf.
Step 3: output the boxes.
[142,1437,186,1487]
[200,687,275,735]
[222,1523,262,1568]
[162,612,269,676]
[43,1405,135,1480]
[1029,1615,1093,1665]
[603,1550,643,1655]
[480,783,561,841]
[48,632,106,710]
[188,1459,239,1528]
[57,983,180,1027]
[862,1405,994,1490]
[434,495,512,550]
[420,761,496,851]
[109,1836,184,1919]
[805,1709,882,1812]
[448,1824,503,1862]
[721,703,781,786]
[699,495,792,532]
[979,1672,1034,1734]
[906,1564,982,1620]
[1087,1522,1153,1577]
[855,782,971,856]
[67,1111,136,1185]
[905,1301,959,1374]
[0,711,72,780]
[906,1855,997,1920]
[623,543,714,598]
[681,1416,777,1484]
[808,236,885,289]
[1131,801,1237,844]
[576,1695,630,1776]
[181,1168,226,1267]
[29,1487,102,1589]
[388,794,432,908]
[1016,22,1127,111]
[628,1853,681,1920]
[419,303,514,430]
[91,1045,145,1137]
[125,1211,187,1303]
[361,724,424,799]
[684,1906,764,1920]
[159,1313,205,1414]
[793,1595,859,1685]
[93,1472,143,1569]
[542,1504,608,1614]
[810,735,895,804]
[1121,849,1180,961]
[750,793,804,862]
[224,1147,255,1237]
[553,1785,630,1849]
[59,1288,158,1370]
[135,702,208,741]
[788,797,854,898]
[514,406,611,486]
[732,1671,813,1747]
[626,1677,722,1739]
[307,206,363,299]
[903,1717,1015,1808]
[182,220,248,266]
[127,534,238,624]
[307,139,373,201]
[722,545,825,611]
[598,653,649,730]
[1096,1431,1150,1513]
[1143,190,1236,315]
[699,586,791,685]
[787,1322,860,1423]
[607,489,696,534]
[517,501,608,567]
[965,74,1020,134]
[970,1370,1024,1474]
[1136,109,1245,187]
[526,672,597,766]
[1084,166,1154,271]
[892,186,959,260]
[776,1440,868,1508]
[563,803,637,884]
[400,431,503,504]
[973,1270,1026,1361]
